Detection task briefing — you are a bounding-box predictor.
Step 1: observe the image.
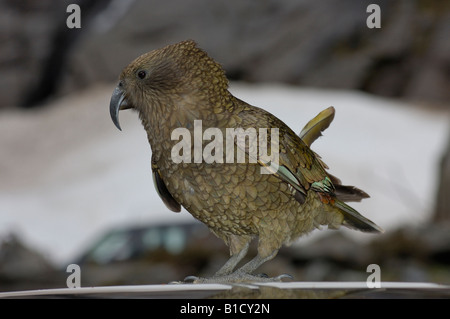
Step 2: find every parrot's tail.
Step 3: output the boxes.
[334,200,383,233]
[333,184,369,202]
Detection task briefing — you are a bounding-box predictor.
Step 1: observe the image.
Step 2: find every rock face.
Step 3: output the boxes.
[2,0,449,108]
[0,0,59,108]
[0,0,110,108]
[434,132,450,224]
[0,233,66,292]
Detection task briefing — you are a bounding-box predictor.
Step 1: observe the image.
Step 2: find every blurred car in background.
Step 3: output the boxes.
[73,220,231,285]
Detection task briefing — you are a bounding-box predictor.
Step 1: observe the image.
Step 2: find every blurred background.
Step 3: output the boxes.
[0,0,449,292]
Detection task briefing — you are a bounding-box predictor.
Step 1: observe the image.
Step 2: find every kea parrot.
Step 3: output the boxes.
[109,40,382,283]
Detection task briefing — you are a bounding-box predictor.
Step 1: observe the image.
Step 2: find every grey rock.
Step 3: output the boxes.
[434,131,450,223]
[2,0,449,108]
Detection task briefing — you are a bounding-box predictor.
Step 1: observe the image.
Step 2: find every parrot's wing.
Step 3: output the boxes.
[277,126,330,190]
[233,103,369,202]
[151,160,181,213]
[235,104,330,204]
[230,102,382,232]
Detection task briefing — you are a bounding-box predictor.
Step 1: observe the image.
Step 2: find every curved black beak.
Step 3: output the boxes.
[109,85,127,131]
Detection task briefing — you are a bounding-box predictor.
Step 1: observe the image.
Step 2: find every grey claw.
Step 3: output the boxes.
[183,275,199,283]
[276,273,293,281]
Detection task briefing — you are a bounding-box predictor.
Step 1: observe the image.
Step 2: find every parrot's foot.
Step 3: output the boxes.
[176,271,293,284]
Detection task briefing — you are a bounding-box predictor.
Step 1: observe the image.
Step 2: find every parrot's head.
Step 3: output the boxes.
[109,40,228,130]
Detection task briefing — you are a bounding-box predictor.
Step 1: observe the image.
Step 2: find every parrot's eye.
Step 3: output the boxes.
[137,70,147,79]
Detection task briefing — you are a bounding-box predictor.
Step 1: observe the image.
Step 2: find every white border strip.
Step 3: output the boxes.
[0,283,232,298]
[0,282,448,298]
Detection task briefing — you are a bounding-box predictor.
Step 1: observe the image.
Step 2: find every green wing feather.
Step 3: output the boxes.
[299,106,335,147]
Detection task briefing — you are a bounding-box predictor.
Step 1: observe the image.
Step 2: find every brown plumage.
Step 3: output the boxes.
[109,40,382,282]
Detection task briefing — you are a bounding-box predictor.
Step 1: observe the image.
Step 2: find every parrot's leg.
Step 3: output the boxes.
[234,250,278,276]
[213,235,251,277]
[182,238,292,283]
[172,235,252,284]
[225,236,292,282]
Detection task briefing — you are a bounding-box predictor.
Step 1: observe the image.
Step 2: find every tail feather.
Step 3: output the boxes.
[334,184,370,202]
[327,173,370,203]
[334,200,383,233]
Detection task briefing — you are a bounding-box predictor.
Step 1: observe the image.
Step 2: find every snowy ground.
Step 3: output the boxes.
[0,82,448,266]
